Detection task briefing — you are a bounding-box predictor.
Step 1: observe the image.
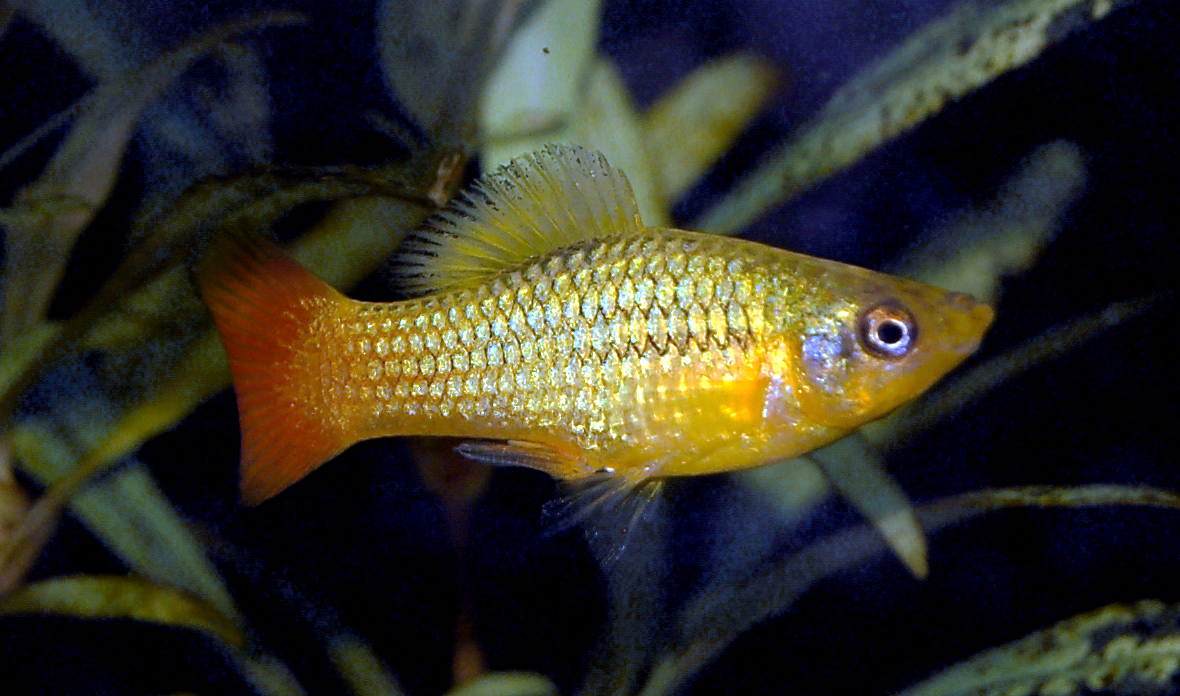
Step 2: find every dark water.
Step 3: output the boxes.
[1,0,1178,694]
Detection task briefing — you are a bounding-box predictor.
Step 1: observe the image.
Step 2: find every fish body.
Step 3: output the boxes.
[199,146,993,504]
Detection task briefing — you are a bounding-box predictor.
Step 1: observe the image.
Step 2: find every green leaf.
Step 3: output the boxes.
[895,600,1180,696]
[0,10,302,342]
[644,485,1180,696]
[446,672,559,696]
[696,0,1141,235]
[0,574,246,648]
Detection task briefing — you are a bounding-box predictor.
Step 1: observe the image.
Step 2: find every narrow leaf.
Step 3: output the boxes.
[809,434,928,579]
[446,672,559,696]
[0,574,246,648]
[643,53,780,201]
[645,485,1180,696]
[696,0,1139,234]
[377,0,537,144]
[0,10,302,341]
[3,155,451,626]
[895,600,1180,696]
[328,635,408,696]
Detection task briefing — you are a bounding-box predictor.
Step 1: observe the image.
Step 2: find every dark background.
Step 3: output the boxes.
[1,0,1178,693]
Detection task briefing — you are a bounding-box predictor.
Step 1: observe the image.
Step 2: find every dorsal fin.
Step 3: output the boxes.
[395,144,644,295]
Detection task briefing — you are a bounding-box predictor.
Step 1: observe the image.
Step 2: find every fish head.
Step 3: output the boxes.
[785,269,994,430]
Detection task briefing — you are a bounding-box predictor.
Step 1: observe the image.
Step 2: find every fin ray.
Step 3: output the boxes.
[198,230,352,504]
[395,145,643,295]
[453,439,570,470]
[542,474,666,569]
[454,437,666,568]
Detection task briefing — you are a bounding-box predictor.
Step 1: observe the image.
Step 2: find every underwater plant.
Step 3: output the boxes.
[0,0,1178,694]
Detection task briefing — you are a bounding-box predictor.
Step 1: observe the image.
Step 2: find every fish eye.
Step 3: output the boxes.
[858,301,917,358]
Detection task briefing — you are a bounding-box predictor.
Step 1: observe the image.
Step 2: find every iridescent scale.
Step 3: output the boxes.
[318,230,798,475]
[200,145,993,505]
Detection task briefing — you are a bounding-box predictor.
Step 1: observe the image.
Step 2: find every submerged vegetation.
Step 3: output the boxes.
[0,0,1177,694]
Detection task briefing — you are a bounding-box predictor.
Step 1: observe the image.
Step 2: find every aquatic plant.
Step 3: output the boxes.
[0,0,1177,694]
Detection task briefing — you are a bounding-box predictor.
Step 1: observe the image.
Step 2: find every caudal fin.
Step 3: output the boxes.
[197,231,350,504]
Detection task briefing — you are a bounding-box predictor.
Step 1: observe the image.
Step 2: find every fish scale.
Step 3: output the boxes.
[198,144,993,506]
[321,231,761,464]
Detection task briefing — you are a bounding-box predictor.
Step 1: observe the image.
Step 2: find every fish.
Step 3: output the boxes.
[198,144,994,510]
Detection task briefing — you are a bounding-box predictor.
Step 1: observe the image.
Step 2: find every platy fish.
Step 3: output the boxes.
[199,145,994,507]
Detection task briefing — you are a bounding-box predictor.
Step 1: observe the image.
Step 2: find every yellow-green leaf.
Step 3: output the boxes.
[697,0,1140,235]
[0,10,302,342]
[895,600,1180,696]
[446,672,558,696]
[0,574,247,648]
[643,53,780,201]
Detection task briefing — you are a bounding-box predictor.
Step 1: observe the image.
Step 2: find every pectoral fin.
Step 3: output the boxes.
[454,438,666,569]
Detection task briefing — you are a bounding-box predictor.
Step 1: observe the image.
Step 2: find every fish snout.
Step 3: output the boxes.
[941,291,995,354]
[948,291,995,325]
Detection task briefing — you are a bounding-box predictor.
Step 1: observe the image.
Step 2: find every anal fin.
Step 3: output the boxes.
[454,439,571,471]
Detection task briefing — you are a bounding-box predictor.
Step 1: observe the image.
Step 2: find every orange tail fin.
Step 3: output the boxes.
[198,232,350,505]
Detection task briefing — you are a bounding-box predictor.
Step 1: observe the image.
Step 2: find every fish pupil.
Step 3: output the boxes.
[858,301,916,358]
[876,320,905,345]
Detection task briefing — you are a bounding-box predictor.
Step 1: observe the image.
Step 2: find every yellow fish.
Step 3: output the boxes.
[199,145,994,507]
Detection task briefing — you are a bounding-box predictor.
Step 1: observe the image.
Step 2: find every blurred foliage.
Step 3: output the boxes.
[694,0,1140,235]
[0,574,247,648]
[0,0,1177,694]
[896,599,1180,696]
